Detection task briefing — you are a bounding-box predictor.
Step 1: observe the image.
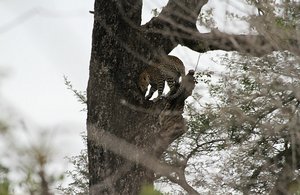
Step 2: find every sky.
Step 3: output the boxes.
[0,0,255,193]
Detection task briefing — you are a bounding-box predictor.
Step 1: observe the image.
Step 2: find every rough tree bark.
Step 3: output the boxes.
[86,0,299,194]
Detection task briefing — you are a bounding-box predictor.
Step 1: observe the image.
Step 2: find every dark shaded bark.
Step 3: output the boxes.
[86,0,297,194]
[87,1,152,194]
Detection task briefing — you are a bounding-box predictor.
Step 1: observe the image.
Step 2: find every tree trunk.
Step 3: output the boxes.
[86,1,188,194]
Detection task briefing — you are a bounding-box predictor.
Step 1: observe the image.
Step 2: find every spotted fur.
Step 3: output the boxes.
[138,55,185,100]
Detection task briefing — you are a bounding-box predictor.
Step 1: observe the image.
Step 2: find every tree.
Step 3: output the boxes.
[87,0,299,194]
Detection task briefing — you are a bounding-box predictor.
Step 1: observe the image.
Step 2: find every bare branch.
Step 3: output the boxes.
[141,1,299,56]
[145,0,208,29]
[179,29,300,57]
[141,0,208,54]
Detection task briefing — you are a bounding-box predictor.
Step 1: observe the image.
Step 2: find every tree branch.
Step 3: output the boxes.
[141,0,300,57]
[144,0,208,30]
[141,0,208,54]
[179,29,300,56]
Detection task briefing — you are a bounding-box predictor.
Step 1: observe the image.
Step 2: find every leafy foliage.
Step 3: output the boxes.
[0,164,10,195]
[139,185,163,195]
[64,76,87,109]
[159,50,300,194]
[58,134,89,195]
[210,51,300,193]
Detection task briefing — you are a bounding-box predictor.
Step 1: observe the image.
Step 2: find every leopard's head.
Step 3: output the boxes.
[138,71,150,96]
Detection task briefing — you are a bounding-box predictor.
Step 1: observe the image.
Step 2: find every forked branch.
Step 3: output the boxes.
[141,1,300,56]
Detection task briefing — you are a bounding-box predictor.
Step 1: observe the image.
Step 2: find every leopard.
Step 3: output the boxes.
[138,55,186,100]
